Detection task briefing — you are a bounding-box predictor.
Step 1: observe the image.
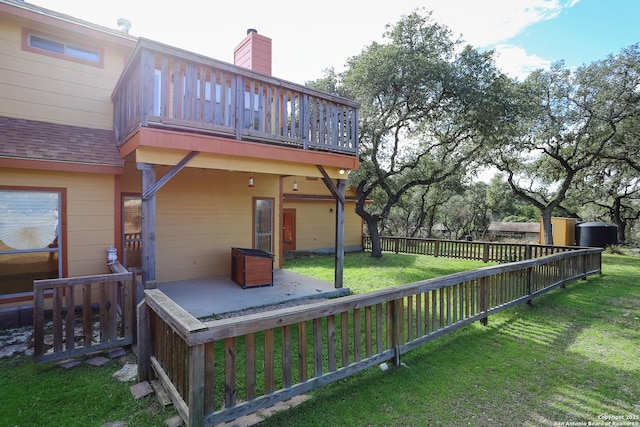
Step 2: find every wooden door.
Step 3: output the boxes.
[282,209,296,251]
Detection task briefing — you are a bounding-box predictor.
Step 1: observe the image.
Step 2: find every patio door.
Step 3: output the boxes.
[282,209,296,251]
[253,198,274,253]
[122,195,142,269]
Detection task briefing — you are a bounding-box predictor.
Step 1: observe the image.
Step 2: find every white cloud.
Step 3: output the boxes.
[427,0,577,48]
[426,0,580,78]
[493,44,551,80]
[31,0,581,82]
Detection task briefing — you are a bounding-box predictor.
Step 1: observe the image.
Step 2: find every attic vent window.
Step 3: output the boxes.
[24,31,103,67]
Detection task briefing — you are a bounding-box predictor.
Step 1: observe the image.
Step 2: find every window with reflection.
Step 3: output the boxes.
[0,189,62,296]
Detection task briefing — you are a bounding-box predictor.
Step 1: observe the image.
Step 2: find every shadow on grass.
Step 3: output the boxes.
[261,257,640,427]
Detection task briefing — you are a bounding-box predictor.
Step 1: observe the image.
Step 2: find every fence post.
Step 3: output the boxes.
[434,240,440,258]
[478,277,488,326]
[137,299,150,382]
[33,286,44,358]
[483,243,489,263]
[394,238,399,254]
[124,272,136,344]
[526,267,534,306]
[389,299,402,366]
[525,244,532,260]
[188,343,206,427]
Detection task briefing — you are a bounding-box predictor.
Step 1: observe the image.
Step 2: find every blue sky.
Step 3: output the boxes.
[30,0,640,83]
[502,0,639,76]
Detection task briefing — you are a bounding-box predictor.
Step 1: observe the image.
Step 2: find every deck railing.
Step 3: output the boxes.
[364,235,580,262]
[33,271,136,364]
[139,247,602,426]
[112,39,359,156]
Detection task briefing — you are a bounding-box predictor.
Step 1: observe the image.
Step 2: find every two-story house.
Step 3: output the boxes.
[0,0,361,326]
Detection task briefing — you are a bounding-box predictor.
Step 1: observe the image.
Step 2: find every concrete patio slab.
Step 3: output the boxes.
[156,269,350,319]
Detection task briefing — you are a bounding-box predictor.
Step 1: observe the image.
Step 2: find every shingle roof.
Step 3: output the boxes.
[1,0,137,43]
[0,116,123,167]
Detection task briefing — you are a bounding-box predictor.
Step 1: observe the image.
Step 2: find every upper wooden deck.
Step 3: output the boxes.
[112,39,359,157]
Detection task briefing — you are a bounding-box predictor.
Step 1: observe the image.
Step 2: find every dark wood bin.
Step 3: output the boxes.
[231,247,274,288]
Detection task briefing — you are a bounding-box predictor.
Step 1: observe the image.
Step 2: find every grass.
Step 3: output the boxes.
[261,252,640,426]
[1,252,638,426]
[286,251,492,294]
[0,356,177,426]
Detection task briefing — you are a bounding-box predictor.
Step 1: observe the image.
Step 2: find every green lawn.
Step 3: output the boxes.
[267,252,640,426]
[285,251,492,294]
[0,355,177,426]
[1,252,638,427]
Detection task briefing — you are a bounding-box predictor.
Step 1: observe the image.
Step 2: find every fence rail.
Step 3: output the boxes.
[364,235,580,262]
[139,247,602,426]
[112,39,359,156]
[33,271,136,364]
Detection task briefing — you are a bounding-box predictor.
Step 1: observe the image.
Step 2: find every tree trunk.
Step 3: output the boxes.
[611,217,626,244]
[612,197,626,244]
[541,210,554,245]
[366,219,383,258]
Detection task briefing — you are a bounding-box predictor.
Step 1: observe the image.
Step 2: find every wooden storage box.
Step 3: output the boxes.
[230,247,274,288]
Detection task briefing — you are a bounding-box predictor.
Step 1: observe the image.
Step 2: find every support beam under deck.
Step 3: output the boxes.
[317,165,346,288]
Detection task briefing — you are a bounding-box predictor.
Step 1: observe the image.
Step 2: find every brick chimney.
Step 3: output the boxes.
[233,29,272,75]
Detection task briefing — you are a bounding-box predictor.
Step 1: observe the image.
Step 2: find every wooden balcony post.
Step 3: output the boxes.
[353,109,360,156]
[334,179,346,288]
[140,49,155,127]
[318,166,346,289]
[235,75,244,140]
[301,93,309,150]
[137,163,156,285]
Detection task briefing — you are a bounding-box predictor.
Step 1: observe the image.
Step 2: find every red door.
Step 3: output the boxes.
[282,209,296,251]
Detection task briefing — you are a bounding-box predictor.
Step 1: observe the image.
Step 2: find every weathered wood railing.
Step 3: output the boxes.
[112,39,359,155]
[364,235,580,262]
[139,248,602,426]
[33,271,136,364]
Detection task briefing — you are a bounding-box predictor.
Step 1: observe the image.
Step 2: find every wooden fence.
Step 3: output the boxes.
[364,235,580,262]
[139,247,602,426]
[112,40,359,155]
[33,271,136,364]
